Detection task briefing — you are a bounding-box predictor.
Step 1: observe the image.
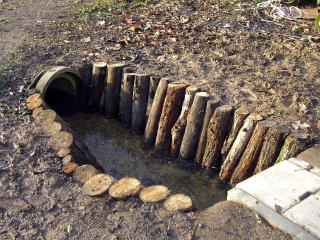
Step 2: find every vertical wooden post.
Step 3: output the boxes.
[179,92,209,160]
[146,76,161,119]
[230,120,275,186]
[275,134,309,164]
[143,78,172,149]
[254,125,291,174]
[154,82,188,152]
[221,108,250,160]
[202,105,233,169]
[219,113,263,181]
[119,73,136,128]
[104,63,127,119]
[171,86,200,155]
[87,62,107,108]
[131,74,150,135]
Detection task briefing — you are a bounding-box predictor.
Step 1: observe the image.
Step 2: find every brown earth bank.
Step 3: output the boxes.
[1,0,319,239]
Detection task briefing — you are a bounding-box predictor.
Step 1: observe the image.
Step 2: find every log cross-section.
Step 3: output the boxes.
[219,113,263,181]
[179,92,209,160]
[230,120,275,186]
[154,82,188,152]
[202,105,233,169]
[171,86,200,155]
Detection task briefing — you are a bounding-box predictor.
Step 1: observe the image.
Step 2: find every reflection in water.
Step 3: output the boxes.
[63,112,230,209]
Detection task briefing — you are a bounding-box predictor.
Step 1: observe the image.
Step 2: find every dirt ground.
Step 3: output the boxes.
[1,0,319,239]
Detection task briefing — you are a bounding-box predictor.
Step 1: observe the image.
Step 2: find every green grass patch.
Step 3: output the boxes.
[0,18,6,23]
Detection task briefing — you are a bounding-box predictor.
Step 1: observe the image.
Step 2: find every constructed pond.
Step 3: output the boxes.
[63,111,229,210]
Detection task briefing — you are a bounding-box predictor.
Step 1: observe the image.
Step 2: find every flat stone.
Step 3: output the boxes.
[297,144,320,168]
[288,158,320,178]
[283,191,320,239]
[236,160,320,212]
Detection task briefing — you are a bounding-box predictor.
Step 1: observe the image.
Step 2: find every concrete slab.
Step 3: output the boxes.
[297,144,320,168]
[284,191,320,238]
[289,158,320,178]
[235,160,320,212]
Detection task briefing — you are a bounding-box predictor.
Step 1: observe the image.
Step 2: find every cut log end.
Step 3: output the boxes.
[108,177,142,199]
[57,148,71,158]
[82,174,114,196]
[32,107,44,118]
[27,93,40,103]
[47,131,73,150]
[42,121,62,136]
[163,194,192,211]
[27,98,43,110]
[73,164,100,184]
[34,109,57,125]
[139,185,170,203]
[62,162,79,174]
[94,62,107,68]
[62,155,72,165]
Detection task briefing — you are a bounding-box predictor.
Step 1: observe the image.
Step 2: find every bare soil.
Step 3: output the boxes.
[1,0,319,239]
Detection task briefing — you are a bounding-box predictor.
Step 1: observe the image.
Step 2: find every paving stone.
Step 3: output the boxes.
[297,144,320,168]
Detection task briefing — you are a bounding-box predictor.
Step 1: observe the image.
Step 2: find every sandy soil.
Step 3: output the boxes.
[1,0,319,239]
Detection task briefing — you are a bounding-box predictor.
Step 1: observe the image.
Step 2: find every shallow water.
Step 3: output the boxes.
[64,112,229,210]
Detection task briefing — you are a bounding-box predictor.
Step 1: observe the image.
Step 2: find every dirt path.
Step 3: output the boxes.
[1,0,316,239]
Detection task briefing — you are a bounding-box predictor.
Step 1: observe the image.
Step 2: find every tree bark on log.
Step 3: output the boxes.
[171,86,200,155]
[154,82,188,153]
[254,125,291,174]
[221,108,250,160]
[219,113,263,181]
[195,98,220,163]
[143,78,172,149]
[146,76,161,119]
[87,62,107,109]
[104,63,127,119]
[179,92,209,160]
[230,120,274,186]
[275,133,309,164]
[119,73,136,128]
[202,105,233,169]
[131,74,150,134]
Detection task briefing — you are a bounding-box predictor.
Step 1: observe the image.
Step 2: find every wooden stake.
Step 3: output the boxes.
[202,105,233,169]
[98,90,105,113]
[221,108,250,160]
[143,78,172,149]
[275,134,309,164]
[254,125,291,174]
[219,113,263,181]
[195,98,220,163]
[119,73,136,128]
[171,86,200,155]
[87,62,107,108]
[104,63,127,118]
[146,76,161,119]
[154,82,188,152]
[131,74,150,134]
[179,92,209,160]
[230,120,275,186]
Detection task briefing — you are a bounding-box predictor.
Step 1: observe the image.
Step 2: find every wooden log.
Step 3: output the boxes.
[104,63,127,119]
[82,174,114,196]
[154,82,188,152]
[131,74,150,134]
[87,62,107,108]
[163,194,192,211]
[27,93,40,103]
[143,78,172,149]
[275,134,309,164]
[230,120,275,186]
[119,73,136,128]
[27,98,43,110]
[254,125,291,174]
[221,108,250,160]
[171,86,200,155]
[195,98,220,163]
[202,105,233,169]
[146,76,161,119]
[139,185,170,203]
[219,113,263,181]
[108,177,142,199]
[179,92,209,160]
[42,121,62,136]
[73,164,100,184]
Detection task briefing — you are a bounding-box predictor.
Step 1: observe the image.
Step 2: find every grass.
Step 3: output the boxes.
[0,18,6,23]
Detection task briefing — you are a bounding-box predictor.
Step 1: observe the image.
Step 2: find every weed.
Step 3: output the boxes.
[0,18,6,23]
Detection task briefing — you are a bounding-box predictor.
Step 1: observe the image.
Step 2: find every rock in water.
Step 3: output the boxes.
[163,194,192,211]
[108,177,142,199]
[73,164,99,184]
[82,174,114,196]
[139,185,170,203]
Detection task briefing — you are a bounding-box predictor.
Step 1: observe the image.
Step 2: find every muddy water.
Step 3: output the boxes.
[64,112,229,210]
